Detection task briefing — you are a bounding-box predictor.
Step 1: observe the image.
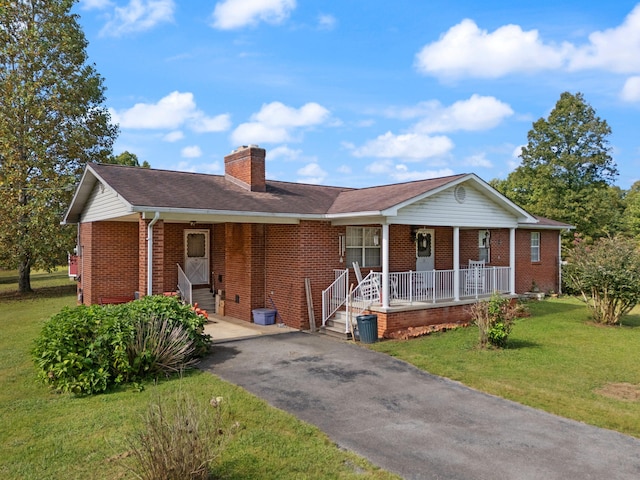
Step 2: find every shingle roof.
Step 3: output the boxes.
[90,163,351,215]
[88,163,466,216]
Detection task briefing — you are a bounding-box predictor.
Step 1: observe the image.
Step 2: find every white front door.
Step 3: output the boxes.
[184,229,209,285]
[416,228,435,272]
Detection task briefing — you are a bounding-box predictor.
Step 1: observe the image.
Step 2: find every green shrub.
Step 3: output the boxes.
[33,296,211,395]
[469,293,523,348]
[564,235,640,325]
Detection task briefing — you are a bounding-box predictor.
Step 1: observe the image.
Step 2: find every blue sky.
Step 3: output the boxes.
[75,0,640,189]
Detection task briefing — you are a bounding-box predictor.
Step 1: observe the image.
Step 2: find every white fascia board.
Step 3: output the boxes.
[518,222,575,231]
[63,165,134,224]
[138,207,314,224]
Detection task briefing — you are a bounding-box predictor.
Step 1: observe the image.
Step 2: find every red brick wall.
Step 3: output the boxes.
[224,223,266,321]
[78,220,138,305]
[374,304,472,338]
[515,229,560,293]
[264,221,344,330]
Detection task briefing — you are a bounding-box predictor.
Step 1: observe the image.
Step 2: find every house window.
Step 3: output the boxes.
[346,227,381,267]
[531,232,541,262]
[478,230,490,263]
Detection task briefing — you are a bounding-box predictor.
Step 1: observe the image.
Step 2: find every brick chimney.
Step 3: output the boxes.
[224,145,266,192]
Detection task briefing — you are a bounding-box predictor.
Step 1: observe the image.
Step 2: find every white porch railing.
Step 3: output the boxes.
[321,269,349,327]
[375,266,511,304]
[321,266,512,327]
[177,263,193,306]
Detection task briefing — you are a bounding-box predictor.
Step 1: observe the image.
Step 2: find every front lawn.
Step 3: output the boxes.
[370,297,640,438]
[0,281,398,479]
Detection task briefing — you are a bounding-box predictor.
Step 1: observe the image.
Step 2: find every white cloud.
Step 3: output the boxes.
[268,145,303,161]
[337,164,352,174]
[99,0,175,37]
[415,18,570,79]
[390,165,456,182]
[412,95,513,133]
[569,5,640,74]
[181,145,202,158]
[80,0,112,9]
[212,0,296,30]
[190,113,232,133]
[365,161,454,182]
[297,163,327,184]
[621,76,640,102]
[464,153,493,168]
[110,91,231,133]
[318,14,336,30]
[416,6,640,80]
[351,132,454,160]
[231,101,330,145]
[163,130,184,142]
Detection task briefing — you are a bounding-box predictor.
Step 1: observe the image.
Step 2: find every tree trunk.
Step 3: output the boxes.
[18,258,32,293]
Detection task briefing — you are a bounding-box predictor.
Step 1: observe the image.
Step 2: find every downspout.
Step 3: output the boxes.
[558,231,563,295]
[147,212,160,297]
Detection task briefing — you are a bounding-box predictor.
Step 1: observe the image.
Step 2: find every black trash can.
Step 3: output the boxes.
[356,314,378,344]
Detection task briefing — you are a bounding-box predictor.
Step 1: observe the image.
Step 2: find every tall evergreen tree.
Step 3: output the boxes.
[0,0,117,292]
[493,92,620,241]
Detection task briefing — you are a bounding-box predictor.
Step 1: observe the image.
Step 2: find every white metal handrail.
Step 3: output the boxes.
[177,263,193,306]
[321,269,349,327]
[345,271,380,334]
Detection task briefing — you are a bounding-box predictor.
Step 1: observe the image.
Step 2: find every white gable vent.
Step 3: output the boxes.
[454,185,466,204]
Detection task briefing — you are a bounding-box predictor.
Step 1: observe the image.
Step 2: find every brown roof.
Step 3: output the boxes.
[90,163,352,215]
[89,163,466,216]
[329,175,467,214]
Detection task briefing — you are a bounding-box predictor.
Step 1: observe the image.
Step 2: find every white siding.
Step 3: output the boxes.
[393,183,518,228]
[80,182,131,222]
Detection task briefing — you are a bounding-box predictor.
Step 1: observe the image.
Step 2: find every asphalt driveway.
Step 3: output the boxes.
[200,332,640,480]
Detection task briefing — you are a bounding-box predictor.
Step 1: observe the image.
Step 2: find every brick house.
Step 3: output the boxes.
[63,145,572,338]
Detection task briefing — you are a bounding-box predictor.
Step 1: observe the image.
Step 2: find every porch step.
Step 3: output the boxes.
[191,288,217,313]
[319,311,353,340]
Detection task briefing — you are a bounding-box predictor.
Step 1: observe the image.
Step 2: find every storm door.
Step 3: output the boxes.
[184,229,209,285]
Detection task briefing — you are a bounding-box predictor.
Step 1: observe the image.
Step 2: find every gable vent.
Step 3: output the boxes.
[454,185,466,204]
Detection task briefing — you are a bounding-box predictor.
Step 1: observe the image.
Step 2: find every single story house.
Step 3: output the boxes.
[63,145,572,338]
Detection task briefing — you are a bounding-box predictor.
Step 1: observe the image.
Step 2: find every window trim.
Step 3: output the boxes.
[345,226,381,268]
[531,231,541,263]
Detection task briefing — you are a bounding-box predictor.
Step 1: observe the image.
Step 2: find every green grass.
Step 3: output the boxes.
[0,274,399,480]
[0,267,76,295]
[370,297,640,438]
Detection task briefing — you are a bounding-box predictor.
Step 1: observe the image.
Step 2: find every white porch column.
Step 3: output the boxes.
[510,227,516,295]
[453,226,460,301]
[382,224,390,308]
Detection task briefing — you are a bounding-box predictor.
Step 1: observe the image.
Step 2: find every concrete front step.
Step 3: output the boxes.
[191,288,217,312]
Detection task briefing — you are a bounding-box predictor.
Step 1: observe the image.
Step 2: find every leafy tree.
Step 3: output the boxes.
[564,235,640,325]
[493,92,620,241]
[104,150,151,168]
[622,181,640,238]
[0,0,117,292]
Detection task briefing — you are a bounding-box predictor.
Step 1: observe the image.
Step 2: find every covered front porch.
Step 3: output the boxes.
[322,224,518,337]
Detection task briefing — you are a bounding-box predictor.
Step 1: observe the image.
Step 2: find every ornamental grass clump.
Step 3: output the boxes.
[125,392,233,480]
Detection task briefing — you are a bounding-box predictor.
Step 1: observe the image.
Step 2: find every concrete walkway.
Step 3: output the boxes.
[200,331,640,480]
[203,314,296,343]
